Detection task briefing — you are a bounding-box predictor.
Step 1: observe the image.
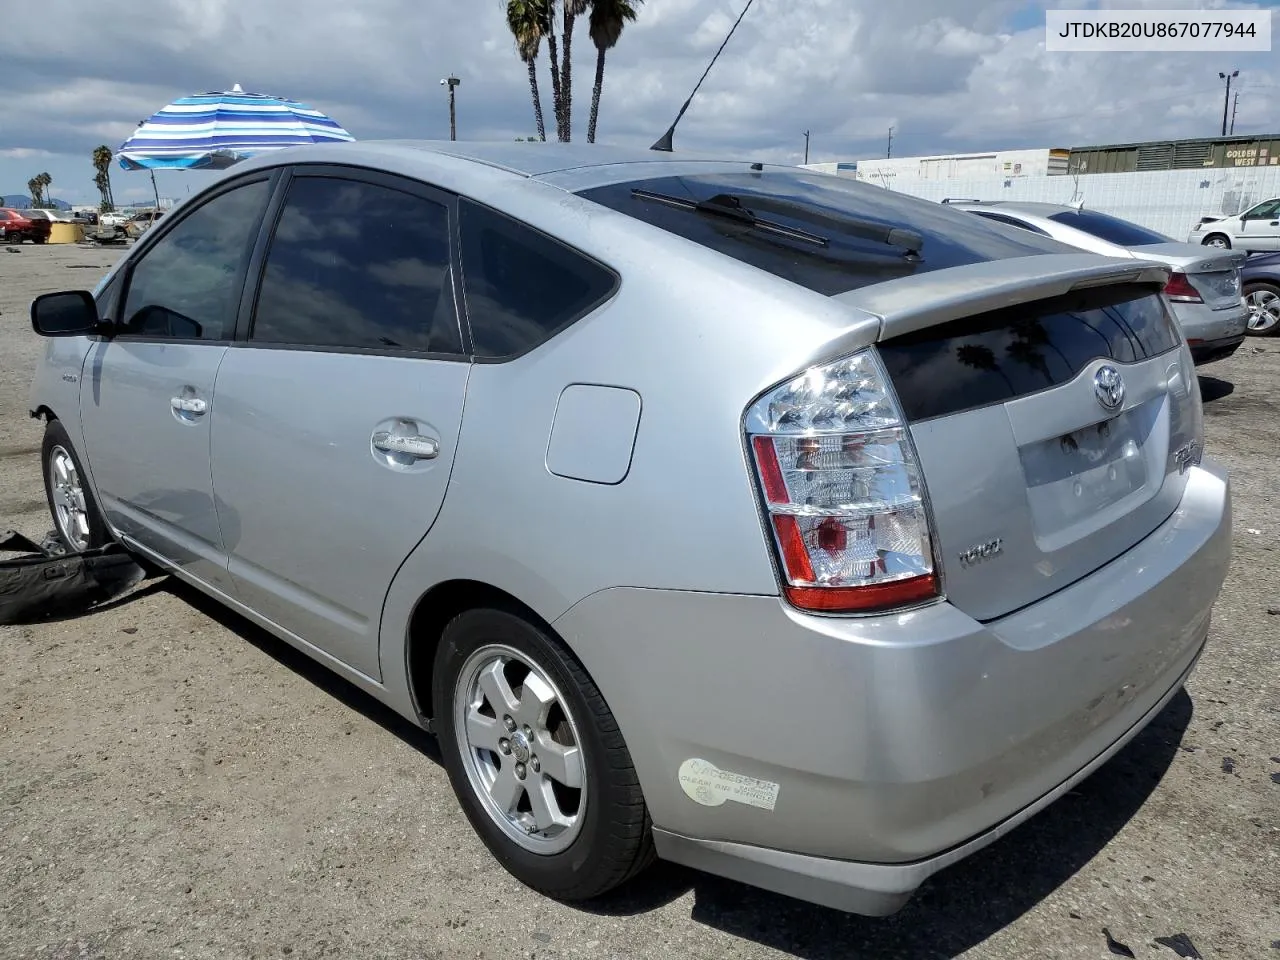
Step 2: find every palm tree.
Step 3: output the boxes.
[543,1,565,141]
[92,145,116,211]
[587,0,642,143]
[506,0,549,141]
[37,172,53,207]
[558,0,589,141]
[27,177,41,206]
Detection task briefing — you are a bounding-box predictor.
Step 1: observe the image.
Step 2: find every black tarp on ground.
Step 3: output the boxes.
[0,529,146,625]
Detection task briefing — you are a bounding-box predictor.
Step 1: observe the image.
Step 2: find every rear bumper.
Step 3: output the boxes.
[1172,299,1248,365]
[1189,334,1246,365]
[553,459,1232,914]
[653,646,1201,916]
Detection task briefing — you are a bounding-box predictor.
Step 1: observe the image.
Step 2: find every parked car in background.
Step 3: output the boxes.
[123,209,163,238]
[99,210,131,228]
[945,200,1248,364]
[11,209,52,243]
[1189,198,1280,252]
[27,141,1230,917]
[1241,252,1280,336]
[0,208,38,243]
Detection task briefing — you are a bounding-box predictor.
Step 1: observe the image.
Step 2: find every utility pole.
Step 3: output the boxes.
[1219,70,1238,137]
[886,126,894,159]
[441,75,461,141]
[1229,91,1239,135]
[803,130,810,165]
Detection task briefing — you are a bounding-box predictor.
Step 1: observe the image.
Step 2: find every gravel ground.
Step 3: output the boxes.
[1,242,1277,960]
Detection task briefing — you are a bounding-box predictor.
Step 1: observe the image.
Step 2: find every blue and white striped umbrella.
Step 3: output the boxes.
[117,84,355,171]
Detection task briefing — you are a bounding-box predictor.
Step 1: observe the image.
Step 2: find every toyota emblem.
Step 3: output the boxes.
[1093,365,1125,411]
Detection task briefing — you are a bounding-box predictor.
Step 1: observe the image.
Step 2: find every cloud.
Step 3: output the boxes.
[1,0,1277,203]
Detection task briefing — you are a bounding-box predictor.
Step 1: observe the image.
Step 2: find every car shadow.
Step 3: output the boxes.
[162,577,441,764]
[1198,375,1235,403]
[160,575,1191,958]
[584,692,1194,959]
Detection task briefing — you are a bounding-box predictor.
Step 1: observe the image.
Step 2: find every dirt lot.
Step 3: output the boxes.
[1,242,1277,960]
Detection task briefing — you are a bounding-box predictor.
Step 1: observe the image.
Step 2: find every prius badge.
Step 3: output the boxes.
[1093,365,1125,411]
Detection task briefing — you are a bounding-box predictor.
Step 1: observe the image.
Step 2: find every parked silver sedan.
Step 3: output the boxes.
[946,200,1249,365]
[28,142,1231,917]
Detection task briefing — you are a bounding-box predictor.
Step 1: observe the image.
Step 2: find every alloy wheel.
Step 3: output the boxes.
[1246,288,1280,334]
[453,644,587,855]
[48,444,90,551]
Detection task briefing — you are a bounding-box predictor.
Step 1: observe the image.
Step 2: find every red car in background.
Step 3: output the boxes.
[0,208,50,244]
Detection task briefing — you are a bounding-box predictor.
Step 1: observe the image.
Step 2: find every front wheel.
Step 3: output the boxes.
[1244,282,1280,336]
[42,419,109,552]
[1201,233,1231,249]
[434,608,654,901]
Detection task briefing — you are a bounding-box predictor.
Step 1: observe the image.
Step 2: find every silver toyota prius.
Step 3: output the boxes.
[28,142,1232,916]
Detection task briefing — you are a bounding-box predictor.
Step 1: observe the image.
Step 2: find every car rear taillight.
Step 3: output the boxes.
[1164,272,1202,303]
[745,350,938,614]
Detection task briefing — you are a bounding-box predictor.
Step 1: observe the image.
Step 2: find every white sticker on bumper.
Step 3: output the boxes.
[677,759,780,811]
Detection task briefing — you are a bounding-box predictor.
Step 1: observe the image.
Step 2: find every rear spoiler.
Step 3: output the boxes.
[832,253,1171,341]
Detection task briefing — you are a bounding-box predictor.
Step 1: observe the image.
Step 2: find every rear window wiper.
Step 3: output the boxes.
[632,188,829,247]
[631,188,924,259]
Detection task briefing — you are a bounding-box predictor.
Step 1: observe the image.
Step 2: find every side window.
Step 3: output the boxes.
[459,200,617,359]
[118,179,269,340]
[1243,200,1280,220]
[251,176,461,354]
[94,272,123,321]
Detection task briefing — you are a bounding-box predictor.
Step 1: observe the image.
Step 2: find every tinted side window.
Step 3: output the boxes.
[459,200,617,359]
[251,177,461,354]
[877,285,1181,423]
[120,180,269,340]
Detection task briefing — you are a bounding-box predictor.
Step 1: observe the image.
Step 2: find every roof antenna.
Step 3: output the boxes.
[650,0,756,152]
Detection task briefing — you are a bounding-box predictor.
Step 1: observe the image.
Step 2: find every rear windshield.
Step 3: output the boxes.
[876,283,1182,422]
[1046,209,1172,246]
[576,171,1065,296]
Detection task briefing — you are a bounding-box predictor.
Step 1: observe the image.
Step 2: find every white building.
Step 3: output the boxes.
[805,148,1071,184]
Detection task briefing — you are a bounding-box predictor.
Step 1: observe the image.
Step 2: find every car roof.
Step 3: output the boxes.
[229,139,789,193]
[237,139,754,176]
[948,201,1078,219]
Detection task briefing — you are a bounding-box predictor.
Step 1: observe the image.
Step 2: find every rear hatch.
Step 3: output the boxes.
[1130,243,1244,309]
[570,171,1202,621]
[836,256,1202,621]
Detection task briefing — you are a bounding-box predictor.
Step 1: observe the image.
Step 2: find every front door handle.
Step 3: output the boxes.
[171,396,207,415]
[372,431,439,460]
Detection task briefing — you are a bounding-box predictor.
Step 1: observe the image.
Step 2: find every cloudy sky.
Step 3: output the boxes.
[1,0,1277,205]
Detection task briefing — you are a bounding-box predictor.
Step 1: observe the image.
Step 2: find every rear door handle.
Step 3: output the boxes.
[372,431,439,460]
[171,396,207,415]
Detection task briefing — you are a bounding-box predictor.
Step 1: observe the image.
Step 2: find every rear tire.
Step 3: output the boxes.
[41,419,109,553]
[32,236,46,245]
[1244,281,1280,336]
[1201,233,1230,249]
[434,608,655,902]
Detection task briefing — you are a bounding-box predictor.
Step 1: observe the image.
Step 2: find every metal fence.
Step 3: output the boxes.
[859,166,1280,240]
